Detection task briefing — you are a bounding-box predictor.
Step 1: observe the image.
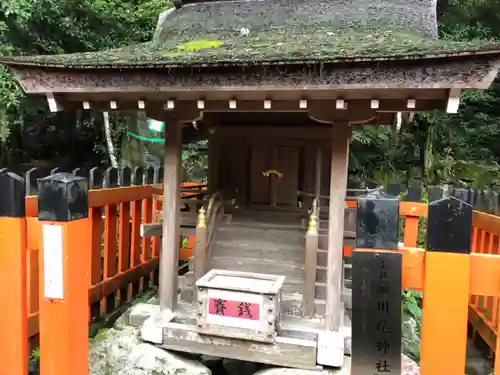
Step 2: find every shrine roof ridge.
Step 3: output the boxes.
[1,0,500,69]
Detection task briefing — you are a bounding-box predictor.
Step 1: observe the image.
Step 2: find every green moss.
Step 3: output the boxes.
[2,0,500,69]
[175,40,224,52]
[91,328,109,343]
[162,39,224,57]
[2,29,500,68]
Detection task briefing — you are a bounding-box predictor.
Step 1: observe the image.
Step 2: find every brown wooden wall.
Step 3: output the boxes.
[211,125,333,205]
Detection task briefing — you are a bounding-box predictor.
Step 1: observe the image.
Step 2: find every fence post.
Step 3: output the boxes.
[352,191,402,375]
[0,172,28,375]
[303,203,318,318]
[404,184,422,248]
[420,196,472,375]
[38,172,90,375]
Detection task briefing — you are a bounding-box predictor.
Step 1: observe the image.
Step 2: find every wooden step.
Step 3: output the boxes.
[209,256,304,280]
[318,233,356,250]
[314,283,352,306]
[280,292,303,316]
[227,221,304,231]
[216,225,304,242]
[316,250,354,271]
[213,235,304,251]
[314,299,326,317]
[212,240,304,262]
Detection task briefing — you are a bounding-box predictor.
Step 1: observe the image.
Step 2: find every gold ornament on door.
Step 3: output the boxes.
[262,169,283,178]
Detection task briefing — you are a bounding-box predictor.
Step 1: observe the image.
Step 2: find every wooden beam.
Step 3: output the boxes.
[161,321,318,370]
[446,88,461,113]
[67,98,449,114]
[141,222,196,238]
[325,121,350,331]
[45,93,62,112]
[160,120,182,313]
[17,57,496,96]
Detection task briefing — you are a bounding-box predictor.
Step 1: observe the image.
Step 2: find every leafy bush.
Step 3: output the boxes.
[402,289,423,362]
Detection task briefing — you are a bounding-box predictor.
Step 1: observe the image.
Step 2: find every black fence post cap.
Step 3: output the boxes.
[356,191,400,250]
[428,186,443,202]
[406,184,422,202]
[452,188,469,203]
[427,197,472,254]
[0,172,26,218]
[38,172,88,222]
[386,184,401,198]
[483,190,495,214]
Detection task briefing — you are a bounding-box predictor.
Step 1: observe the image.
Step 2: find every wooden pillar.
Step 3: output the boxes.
[207,132,213,193]
[420,197,471,375]
[326,121,350,331]
[0,172,28,375]
[208,129,219,193]
[303,207,318,317]
[194,207,207,282]
[160,121,182,313]
[314,148,322,199]
[37,173,90,375]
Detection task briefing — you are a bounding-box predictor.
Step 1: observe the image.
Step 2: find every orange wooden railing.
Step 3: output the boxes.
[383,201,500,356]
[469,211,500,351]
[343,200,427,256]
[22,182,205,350]
[16,186,500,366]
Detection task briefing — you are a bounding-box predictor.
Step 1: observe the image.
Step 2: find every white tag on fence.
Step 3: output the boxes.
[42,224,64,300]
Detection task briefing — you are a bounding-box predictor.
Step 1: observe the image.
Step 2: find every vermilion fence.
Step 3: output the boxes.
[469,211,500,351]
[394,200,500,356]
[20,178,205,351]
[3,168,500,374]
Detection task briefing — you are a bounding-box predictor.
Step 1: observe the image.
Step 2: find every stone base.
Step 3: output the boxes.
[129,301,352,371]
[88,324,212,375]
[317,331,345,368]
[254,358,351,375]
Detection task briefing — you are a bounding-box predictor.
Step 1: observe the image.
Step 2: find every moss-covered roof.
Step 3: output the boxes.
[2,0,500,68]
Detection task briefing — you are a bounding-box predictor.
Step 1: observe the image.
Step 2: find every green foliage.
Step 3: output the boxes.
[183,140,208,182]
[402,289,423,362]
[350,0,500,189]
[0,0,167,164]
[31,347,40,358]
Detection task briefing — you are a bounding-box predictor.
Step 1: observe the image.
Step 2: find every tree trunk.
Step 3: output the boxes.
[103,112,118,168]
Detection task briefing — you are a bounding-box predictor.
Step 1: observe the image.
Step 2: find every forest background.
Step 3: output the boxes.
[0,0,500,187]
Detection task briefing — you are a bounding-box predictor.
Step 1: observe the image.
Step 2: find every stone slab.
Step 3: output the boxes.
[129,303,161,327]
[252,356,351,375]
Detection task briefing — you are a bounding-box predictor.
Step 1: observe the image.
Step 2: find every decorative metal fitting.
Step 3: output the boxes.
[197,207,207,228]
[307,210,318,234]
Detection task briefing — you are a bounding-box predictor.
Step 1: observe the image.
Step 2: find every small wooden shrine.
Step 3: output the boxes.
[2,0,500,370]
